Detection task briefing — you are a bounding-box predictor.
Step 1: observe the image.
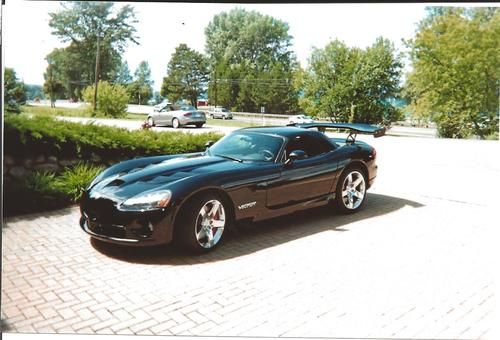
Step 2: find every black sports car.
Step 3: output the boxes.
[80,123,384,252]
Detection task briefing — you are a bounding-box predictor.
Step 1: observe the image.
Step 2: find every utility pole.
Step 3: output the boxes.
[93,32,101,112]
[214,71,218,108]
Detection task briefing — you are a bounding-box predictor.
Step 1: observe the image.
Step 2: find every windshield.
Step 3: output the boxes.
[208,132,283,162]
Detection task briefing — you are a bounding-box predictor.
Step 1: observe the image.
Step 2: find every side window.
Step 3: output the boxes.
[285,134,334,159]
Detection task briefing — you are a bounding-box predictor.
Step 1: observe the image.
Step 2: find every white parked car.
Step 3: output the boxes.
[288,114,315,125]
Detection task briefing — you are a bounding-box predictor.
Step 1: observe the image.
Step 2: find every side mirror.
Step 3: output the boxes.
[205,141,214,149]
[285,150,307,166]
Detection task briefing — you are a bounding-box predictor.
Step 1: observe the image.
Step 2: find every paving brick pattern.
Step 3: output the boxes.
[2,136,498,338]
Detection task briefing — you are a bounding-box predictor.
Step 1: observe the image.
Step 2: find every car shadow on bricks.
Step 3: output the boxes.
[90,192,424,264]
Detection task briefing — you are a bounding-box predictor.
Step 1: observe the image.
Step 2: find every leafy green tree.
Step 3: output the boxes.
[82,81,129,117]
[301,38,403,125]
[405,7,499,138]
[152,91,164,105]
[25,85,45,101]
[128,61,153,104]
[205,9,298,113]
[161,44,209,107]
[111,60,133,85]
[47,2,138,100]
[43,62,65,108]
[4,68,27,113]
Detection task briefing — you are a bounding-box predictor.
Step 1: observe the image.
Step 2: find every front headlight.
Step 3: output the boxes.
[119,190,172,211]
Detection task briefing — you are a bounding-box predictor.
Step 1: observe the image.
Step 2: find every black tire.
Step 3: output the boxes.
[172,118,180,129]
[147,116,155,127]
[175,192,230,253]
[210,114,214,119]
[195,123,204,128]
[334,165,367,214]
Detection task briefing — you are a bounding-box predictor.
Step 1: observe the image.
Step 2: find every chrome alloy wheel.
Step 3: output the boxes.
[341,170,366,210]
[195,199,226,248]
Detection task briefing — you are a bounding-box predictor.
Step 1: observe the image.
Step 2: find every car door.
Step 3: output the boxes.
[266,133,341,209]
[161,105,175,125]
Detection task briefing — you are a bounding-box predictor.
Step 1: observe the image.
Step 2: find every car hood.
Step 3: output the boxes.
[89,154,249,201]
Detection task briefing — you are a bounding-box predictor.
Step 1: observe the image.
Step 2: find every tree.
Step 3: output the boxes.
[82,81,129,117]
[4,68,27,113]
[48,2,138,102]
[405,7,499,138]
[161,44,209,107]
[43,62,65,108]
[205,9,299,113]
[128,61,153,105]
[111,60,133,85]
[25,85,45,101]
[300,38,403,125]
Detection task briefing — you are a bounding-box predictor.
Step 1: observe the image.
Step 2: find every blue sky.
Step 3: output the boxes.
[2,1,491,91]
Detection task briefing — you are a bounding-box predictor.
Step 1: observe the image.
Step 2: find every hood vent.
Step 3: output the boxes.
[105,179,125,187]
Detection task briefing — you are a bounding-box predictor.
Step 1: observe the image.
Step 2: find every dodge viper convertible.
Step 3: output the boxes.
[80,123,384,252]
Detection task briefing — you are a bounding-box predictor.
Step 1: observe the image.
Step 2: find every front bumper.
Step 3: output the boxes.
[79,193,175,246]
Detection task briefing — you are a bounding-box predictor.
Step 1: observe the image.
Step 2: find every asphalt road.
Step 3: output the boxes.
[54,116,238,135]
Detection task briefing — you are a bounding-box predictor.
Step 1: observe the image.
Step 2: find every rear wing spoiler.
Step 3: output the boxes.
[288,122,385,143]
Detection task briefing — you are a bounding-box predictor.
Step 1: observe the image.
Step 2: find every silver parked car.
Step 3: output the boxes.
[208,107,233,119]
[148,104,206,128]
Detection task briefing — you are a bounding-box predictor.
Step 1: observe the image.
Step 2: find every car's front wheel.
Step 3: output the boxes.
[334,166,367,213]
[175,193,229,253]
[195,123,204,128]
[148,116,155,127]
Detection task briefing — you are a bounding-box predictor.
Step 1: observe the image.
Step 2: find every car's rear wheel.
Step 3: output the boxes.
[175,193,229,253]
[334,166,367,213]
[148,116,155,127]
[172,118,180,129]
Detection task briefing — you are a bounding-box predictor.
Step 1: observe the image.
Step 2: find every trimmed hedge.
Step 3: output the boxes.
[4,115,222,161]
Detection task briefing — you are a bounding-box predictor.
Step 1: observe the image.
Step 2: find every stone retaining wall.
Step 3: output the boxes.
[3,153,104,180]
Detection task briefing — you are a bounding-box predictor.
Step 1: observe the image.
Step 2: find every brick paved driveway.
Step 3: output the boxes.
[2,136,499,339]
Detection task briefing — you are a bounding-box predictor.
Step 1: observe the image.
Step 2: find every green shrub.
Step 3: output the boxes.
[53,163,104,202]
[82,81,129,118]
[22,171,59,197]
[4,115,222,161]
